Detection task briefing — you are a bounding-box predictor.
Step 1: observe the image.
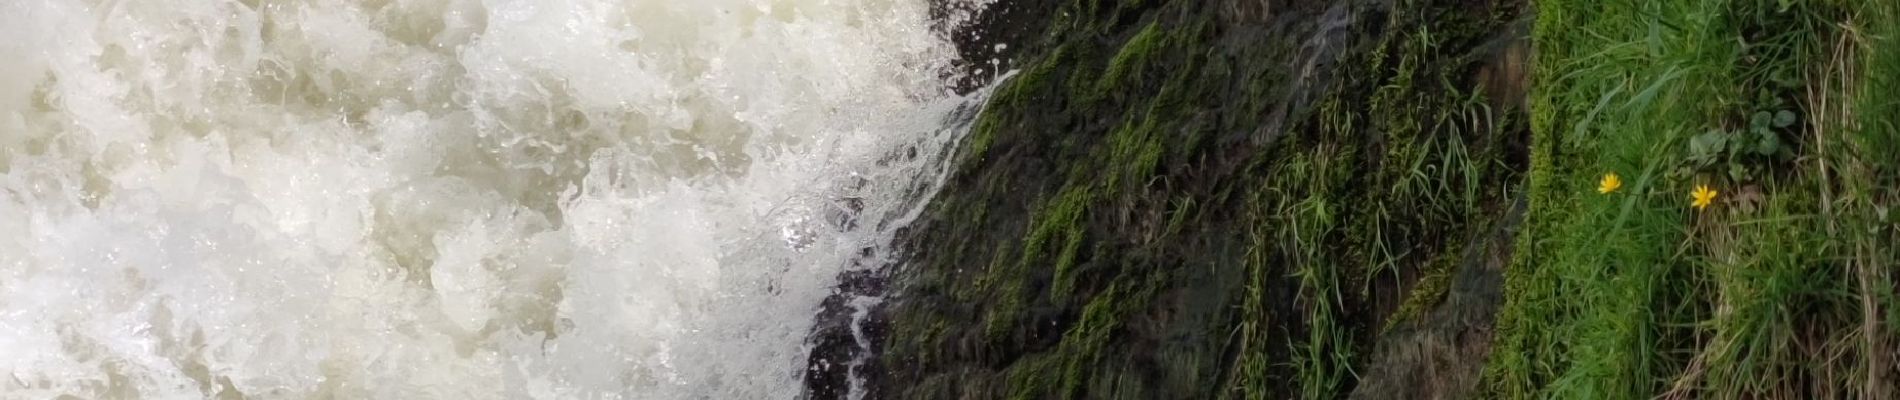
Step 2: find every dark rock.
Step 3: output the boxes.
[1349,197,1524,400]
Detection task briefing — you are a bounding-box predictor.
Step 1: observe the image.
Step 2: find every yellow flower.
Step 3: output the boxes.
[1598,173,1623,194]
[1691,185,1718,210]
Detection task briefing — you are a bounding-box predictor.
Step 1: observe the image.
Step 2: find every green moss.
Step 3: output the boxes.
[983,248,1027,341]
[1030,185,1093,302]
[967,44,1076,163]
[1056,281,1130,397]
[1382,243,1463,333]
[965,105,1007,166]
[883,0,1530,398]
[1003,354,1060,400]
[1092,22,1167,101]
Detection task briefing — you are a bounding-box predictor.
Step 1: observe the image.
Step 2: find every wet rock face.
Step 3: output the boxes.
[933,0,1064,94]
[1218,0,1276,25]
[806,0,1533,398]
[1350,198,1523,400]
[804,268,890,400]
[1339,24,1533,400]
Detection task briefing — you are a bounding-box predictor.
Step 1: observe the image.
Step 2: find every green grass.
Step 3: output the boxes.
[1279,142,1356,400]
[1483,0,1900,397]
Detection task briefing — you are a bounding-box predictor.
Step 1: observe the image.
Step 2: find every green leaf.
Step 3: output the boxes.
[1728,163,1747,181]
[1751,111,1772,129]
[1756,130,1780,155]
[1773,110,1797,128]
[1691,130,1726,156]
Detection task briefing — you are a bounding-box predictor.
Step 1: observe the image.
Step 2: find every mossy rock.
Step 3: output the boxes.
[863,0,1534,398]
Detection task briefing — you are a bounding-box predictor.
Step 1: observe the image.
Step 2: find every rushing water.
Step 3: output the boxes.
[0,0,984,398]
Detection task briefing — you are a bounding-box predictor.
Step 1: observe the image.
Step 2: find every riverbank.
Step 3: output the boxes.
[862,0,1532,398]
[833,0,1900,398]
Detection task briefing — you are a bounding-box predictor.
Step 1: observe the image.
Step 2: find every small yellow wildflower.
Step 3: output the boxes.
[1691,185,1718,210]
[1598,173,1622,194]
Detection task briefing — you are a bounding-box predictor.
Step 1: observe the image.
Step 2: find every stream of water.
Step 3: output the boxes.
[0,0,980,398]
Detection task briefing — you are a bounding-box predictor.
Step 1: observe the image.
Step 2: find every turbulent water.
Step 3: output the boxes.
[0,0,984,398]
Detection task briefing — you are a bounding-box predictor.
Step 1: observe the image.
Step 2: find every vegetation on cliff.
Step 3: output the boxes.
[855,0,1900,398]
[879,0,1529,398]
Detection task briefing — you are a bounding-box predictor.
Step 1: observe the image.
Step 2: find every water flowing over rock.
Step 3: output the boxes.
[0,0,979,398]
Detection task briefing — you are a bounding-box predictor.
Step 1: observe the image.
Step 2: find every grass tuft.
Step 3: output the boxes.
[1483,0,1900,397]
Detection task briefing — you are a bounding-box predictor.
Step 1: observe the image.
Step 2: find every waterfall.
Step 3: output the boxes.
[0,0,980,398]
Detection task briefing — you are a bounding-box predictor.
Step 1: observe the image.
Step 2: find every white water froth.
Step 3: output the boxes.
[0,0,980,398]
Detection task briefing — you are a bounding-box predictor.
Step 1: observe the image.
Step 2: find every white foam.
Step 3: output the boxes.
[0,0,978,398]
